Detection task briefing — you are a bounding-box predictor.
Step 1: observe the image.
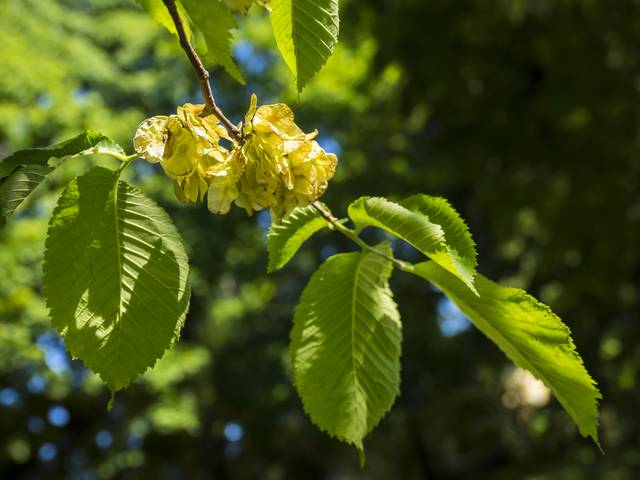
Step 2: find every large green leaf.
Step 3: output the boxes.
[413,261,601,444]
[0,131,124,226]
[44,167,191,392]
[180,0,245,84]
[267,204,329,272]
[290,244,401,459]
[270,0,340,91]
[349,196,477,293]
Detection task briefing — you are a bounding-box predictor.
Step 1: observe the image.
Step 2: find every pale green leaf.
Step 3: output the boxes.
[348,196,477,293]
[270,0,340,91]
[44,167,191,392]
[290,244,401,457]
[412,261,601,444]
[180,0,245,84]
[401,194,477,293]
[0,131,124,226]
[267,204,329,272]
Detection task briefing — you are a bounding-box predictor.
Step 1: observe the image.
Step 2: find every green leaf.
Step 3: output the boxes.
[180,0,245,84]
[348,196,477,293]
[135,0,203,54]
[134,0,189,37]
[0,131,123,178]
[0,131,124,225]
[412,261,601,445]
[44,167,191,392]
[0,166,51,227]
[290,244,402,458]
[270,0,340,92]
[401,194,477,293]
[267,204,329,272]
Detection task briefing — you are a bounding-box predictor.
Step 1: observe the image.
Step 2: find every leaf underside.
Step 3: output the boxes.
[290,244,401,458]
[44,167,191,392]
[0,165,51,227]
[413,261,601,445]
[348,196,478,293]
[0,131,122,225]
[267,204,329,272]
[270,0,339,91]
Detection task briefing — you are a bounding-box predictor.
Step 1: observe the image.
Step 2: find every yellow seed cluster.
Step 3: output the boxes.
[133,103,231,204]
[133,95,337,222]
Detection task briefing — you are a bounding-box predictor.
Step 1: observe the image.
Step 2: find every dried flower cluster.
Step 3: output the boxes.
[133,95,337,222]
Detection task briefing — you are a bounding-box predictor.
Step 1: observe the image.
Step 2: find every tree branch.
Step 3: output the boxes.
[161,0,243,143]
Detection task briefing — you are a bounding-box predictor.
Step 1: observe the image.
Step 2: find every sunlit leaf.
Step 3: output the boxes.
[291,244,401,460]
[134,0,192,39]
[44,167,191,392]
[180,0,245,83]
[0,131,124,226]
[267,204,329,272]
[270,0,339,91]
[401,194,477,293]
[413,261,601,445]
[349,196,477,293]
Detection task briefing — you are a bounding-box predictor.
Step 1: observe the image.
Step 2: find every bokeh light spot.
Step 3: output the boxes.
[47,405,70,427]
[224,421,243,442]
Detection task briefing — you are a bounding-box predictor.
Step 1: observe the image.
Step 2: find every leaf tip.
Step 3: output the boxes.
[357,444,366,468]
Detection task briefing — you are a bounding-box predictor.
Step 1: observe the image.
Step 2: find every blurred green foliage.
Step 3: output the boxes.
[0,0,638,478]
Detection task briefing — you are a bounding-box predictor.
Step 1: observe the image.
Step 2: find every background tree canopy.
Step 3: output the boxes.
[0,0,636,478]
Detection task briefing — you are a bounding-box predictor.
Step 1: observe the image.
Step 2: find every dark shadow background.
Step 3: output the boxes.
[0,0,637,478]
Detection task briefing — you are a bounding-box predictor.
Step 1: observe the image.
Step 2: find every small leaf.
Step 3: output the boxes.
[44,167,191,392]
[0,131,124,225]
[180,0,245,84]
[401,194,478,294]
[134,0,193,40]
[267,204,329,272]
[348,196,477,293]
[0,131,123,178]
[270,0,339,91]
[0,166,51,227]
[291,244,401,457]
[412,261,601,445]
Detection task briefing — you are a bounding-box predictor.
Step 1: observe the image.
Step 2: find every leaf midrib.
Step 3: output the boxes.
[111,172,124,382]
[349,252,366,438]
[421,264,594,434]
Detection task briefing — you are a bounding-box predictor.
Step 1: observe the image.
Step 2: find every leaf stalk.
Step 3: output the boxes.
[311,201,414,272]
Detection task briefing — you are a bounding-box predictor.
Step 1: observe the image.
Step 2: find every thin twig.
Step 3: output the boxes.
[161,0,243,143]
[311,201,414,272]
